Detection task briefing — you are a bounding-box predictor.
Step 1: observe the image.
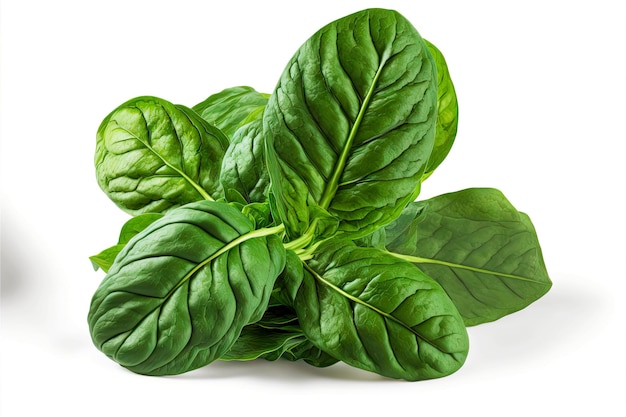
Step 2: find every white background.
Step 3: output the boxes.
[1,0,625,415]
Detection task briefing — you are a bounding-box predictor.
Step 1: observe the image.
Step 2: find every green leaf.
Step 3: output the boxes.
[254,304,300,331]
[116,213,164,244]
[264,8,438,243]
[193,86,269,140]
[221,304,306,361]
[241,201,274,229]
[89,243,125,273]
[223,304,338,367]
[289,239,468,381]
[421,39,459,180]
[353,226,387,250]
[89,213,163,272]
[220,324,305,362]
[87,200,286,375]
[279,339,338,368]
[270,249,306,308]
[220,119,271,204]
[385,188,552,326]
[96,96,229,215]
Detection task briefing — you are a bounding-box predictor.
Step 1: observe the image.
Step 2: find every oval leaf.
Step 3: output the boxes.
[290,240,468,381]
[385,188,552,326]
[264,8,437,242]
[95,96,229,215]
[87,200,286,375]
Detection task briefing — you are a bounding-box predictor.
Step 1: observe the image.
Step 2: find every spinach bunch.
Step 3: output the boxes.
[88,8,551,381]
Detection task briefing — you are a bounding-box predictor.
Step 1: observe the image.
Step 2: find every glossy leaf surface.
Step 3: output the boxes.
[385,188,552,326]
[422,39,459,180]
[193,86,269,140]
[88,201,286,375]
[96,96,229,214]
[290,240,468,381]
[264,8,437,241]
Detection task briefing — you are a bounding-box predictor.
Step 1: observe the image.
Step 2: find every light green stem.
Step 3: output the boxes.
[302,262,437,345]
[388,252,546,284]
[317,59,386,209]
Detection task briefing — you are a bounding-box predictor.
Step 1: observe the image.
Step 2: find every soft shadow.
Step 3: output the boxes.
[168,358,393,383]
[465,277,605,371]
[170,280,600,382]
[0,210,27,299]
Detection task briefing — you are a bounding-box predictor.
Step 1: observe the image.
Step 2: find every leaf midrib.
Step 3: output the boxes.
[164,224,285,300]
[388,251,549,285]
[112,118,213,202]
[303,262,447,350]
[100,224,285,349]
[101,223,285,349]
[317,58,386,210]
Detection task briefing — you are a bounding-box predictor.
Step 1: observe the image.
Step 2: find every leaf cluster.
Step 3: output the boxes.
[88,8,551,381]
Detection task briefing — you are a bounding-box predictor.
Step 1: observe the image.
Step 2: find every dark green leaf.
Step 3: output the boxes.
[221,305,307,362]
[96,96,229,214]
[279,339,338,368]
[264,8,437,243]
[220,325,304,362]
[223,304,337,367]
[87,200,286,375]
[254,304,300,330]
[270,249,305,308]
[193,86,269,140]
[290,239,468,381]
[353,227,387,250]
[385,188,552,326]
[220,119,271,204]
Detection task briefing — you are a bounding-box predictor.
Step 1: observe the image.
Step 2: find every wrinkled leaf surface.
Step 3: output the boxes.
[264,8,437,241]
[96,96,229,214]
[88,201,285,375]
[290,240,468,380]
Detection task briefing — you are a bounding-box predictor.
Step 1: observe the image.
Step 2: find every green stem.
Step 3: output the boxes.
[283,231,314,252]
[282,216,323,253]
